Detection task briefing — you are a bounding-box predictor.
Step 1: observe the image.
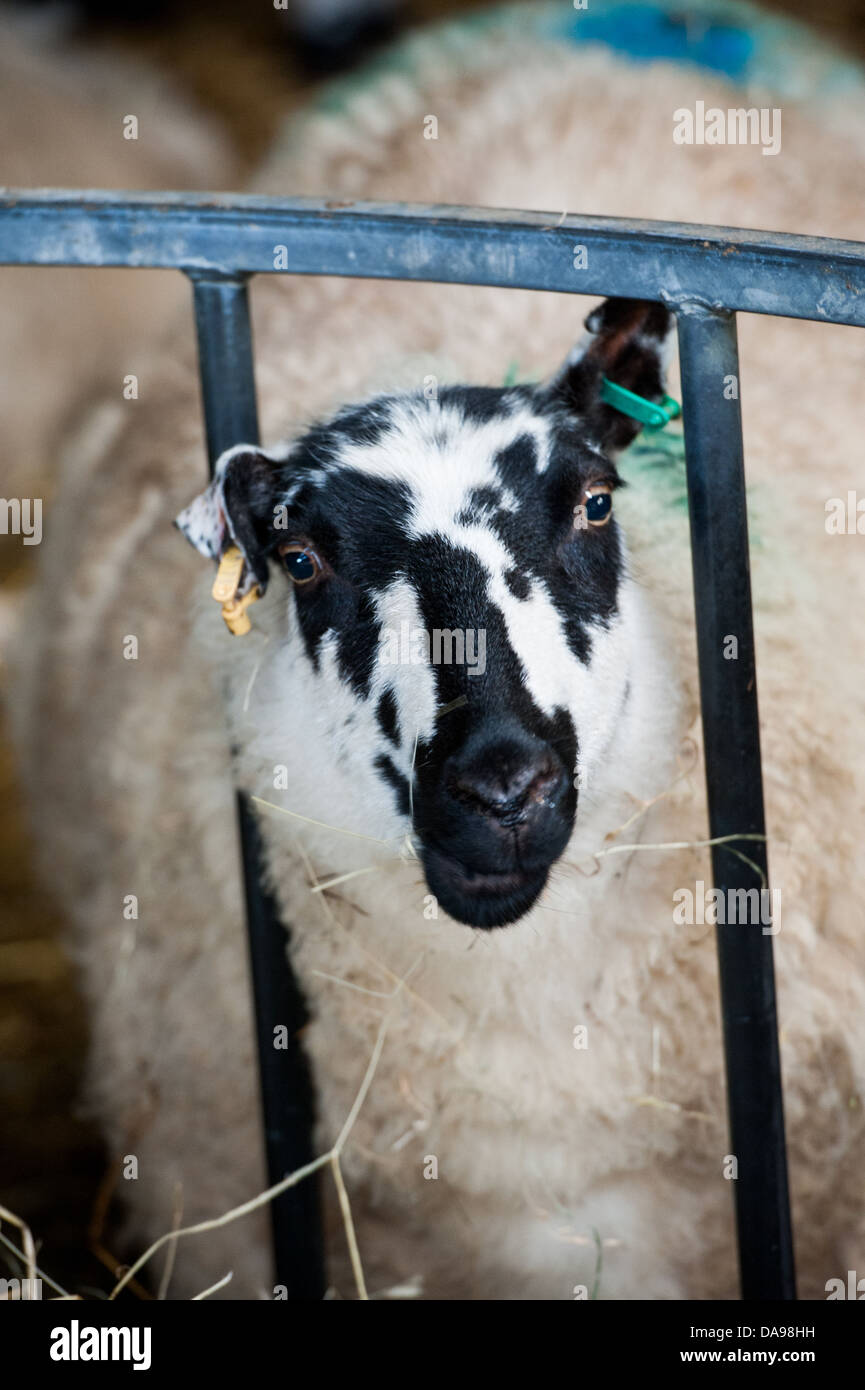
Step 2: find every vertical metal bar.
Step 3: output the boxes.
[676,305,796,1300]
[189,272,326,1300]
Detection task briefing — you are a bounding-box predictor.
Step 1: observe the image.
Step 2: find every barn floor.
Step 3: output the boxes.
[1,0,864,1299]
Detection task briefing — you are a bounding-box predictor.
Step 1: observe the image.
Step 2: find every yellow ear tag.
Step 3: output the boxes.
[211,545,261,636]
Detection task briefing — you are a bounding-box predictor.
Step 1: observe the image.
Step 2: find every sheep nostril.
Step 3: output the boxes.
[451,758,563,822]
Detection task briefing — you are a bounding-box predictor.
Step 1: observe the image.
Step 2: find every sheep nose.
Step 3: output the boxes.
[450,749,565,824]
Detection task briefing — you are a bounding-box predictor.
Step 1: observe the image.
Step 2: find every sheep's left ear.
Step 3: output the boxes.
[175,445,280,591]
[543,298,675,453]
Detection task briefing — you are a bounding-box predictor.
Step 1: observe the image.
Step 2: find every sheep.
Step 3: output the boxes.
[9,9,865,1299]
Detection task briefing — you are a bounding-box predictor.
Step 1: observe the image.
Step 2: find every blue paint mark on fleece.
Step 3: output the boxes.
[557,3,753,79]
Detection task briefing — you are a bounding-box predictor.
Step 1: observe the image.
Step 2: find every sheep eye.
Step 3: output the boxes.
[583,484,613,527]
[278,542,322,585]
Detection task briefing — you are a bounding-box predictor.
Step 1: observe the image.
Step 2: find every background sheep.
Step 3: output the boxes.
[7,2,865,1298]
[0,7,236,504]
[0,0,238,1286]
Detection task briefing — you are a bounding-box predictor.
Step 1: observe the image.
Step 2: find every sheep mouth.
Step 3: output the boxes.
[421,845,551,929]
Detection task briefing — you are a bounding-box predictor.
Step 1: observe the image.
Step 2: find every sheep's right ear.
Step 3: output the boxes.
[175,445,281,591]
[543,298,675,453]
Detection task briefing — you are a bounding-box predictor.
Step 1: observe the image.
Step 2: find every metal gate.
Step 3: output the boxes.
[6,189,862,1300]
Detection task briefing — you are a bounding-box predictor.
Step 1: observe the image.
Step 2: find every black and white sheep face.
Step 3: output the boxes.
[177,297,673,928]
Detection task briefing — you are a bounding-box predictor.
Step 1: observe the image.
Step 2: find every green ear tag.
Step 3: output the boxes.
[600,377,681,432]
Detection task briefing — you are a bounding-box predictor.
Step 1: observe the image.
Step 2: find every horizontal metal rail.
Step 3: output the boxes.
[0,188,820,1301]
[2,190,865,325]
